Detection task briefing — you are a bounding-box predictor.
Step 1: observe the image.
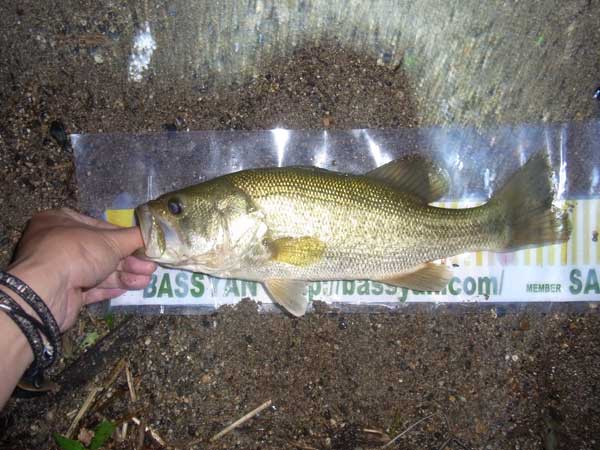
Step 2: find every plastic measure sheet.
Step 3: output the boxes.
[73,120,600,314]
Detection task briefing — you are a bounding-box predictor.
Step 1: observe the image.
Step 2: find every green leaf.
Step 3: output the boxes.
[80,331,99,349]
[89,420,116,450]
[53,433,86,450]
[103,313,115,330]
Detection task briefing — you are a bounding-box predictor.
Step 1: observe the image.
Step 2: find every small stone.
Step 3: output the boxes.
[49,120,68,149]
[78,428,94,447]
[511,354,519,362]
[475,420,488,434]
[144,337,151,346]
[93,52,104,64]
[200,373,211,384]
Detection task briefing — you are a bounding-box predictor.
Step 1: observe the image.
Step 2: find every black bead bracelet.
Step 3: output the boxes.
[0,271,61,384]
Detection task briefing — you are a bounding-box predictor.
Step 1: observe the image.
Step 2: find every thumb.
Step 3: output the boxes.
[103,226,145,258]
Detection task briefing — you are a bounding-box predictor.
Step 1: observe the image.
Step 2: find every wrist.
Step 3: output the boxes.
[5,260,66,331]
[0,300,34,363]
[0,305,35,408]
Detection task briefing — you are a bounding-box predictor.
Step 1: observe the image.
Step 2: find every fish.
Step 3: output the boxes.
[135,151,571,316]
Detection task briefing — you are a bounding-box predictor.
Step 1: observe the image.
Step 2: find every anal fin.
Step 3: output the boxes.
[264,279,309,317]
[378,263,452,291]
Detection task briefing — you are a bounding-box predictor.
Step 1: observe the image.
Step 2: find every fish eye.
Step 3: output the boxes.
[167,198,183,215]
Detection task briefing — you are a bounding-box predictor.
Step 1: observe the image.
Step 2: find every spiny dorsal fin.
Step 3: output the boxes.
[267,236,326,267]
[378,262,452,291]
[366,155,450,203]
[264,279,309,316]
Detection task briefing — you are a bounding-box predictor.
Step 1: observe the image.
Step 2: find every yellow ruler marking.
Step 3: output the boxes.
[570,202,578,265]
[536,247,543,266]
[583,201,591,265]
[475,252,483,266]
[105,209,135,227]
[547,245,555,266]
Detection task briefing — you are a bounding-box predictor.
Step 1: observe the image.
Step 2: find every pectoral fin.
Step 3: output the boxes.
[378,263,452,291]
[366,155,450,203]
[264,279,309,317]
[267,236,326,267]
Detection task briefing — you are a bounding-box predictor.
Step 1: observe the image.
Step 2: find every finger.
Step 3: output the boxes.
[97,271,152,290]
[119,272,153,290]
[96,271,124,290]
[120,255,157,275]
[102,227,145,259]
[83,288,127,305]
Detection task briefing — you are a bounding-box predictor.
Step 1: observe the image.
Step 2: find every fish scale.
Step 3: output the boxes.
[229,167,502,279]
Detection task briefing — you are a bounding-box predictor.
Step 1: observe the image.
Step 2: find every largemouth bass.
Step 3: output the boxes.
[136,152,571,316]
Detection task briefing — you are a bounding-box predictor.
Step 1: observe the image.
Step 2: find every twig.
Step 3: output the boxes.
[363,428,390,440]
[132,417,167,447]
[93,385,128,415]
[136,417,146,450]
[437,436,452,450]
[382,413,437,448]
[104,357,127,389]
[210,400,273,442]
[93,358,127,412]
[66,387,101,438]
[290,441,320,450]
[126,362,137,402]
[363,428,387,435]
[86,310,98,327]
[361,428,390,443]
[451,437,473,450]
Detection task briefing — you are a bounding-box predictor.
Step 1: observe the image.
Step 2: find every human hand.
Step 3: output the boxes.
[6,208,156,331]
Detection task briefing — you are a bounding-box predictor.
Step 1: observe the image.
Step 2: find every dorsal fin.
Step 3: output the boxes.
[366,155,450,203]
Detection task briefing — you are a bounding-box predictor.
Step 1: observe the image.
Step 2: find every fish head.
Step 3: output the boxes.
[135,178,267,274]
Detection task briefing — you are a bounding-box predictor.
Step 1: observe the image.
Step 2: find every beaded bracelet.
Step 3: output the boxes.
[0,291,52,384]
[0,271,61,387]
[0,271,61,366]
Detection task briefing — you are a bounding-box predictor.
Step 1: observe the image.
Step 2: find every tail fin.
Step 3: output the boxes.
[490,151,571,250]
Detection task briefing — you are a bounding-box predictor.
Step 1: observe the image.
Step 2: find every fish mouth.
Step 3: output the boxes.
[135,204,165,259]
